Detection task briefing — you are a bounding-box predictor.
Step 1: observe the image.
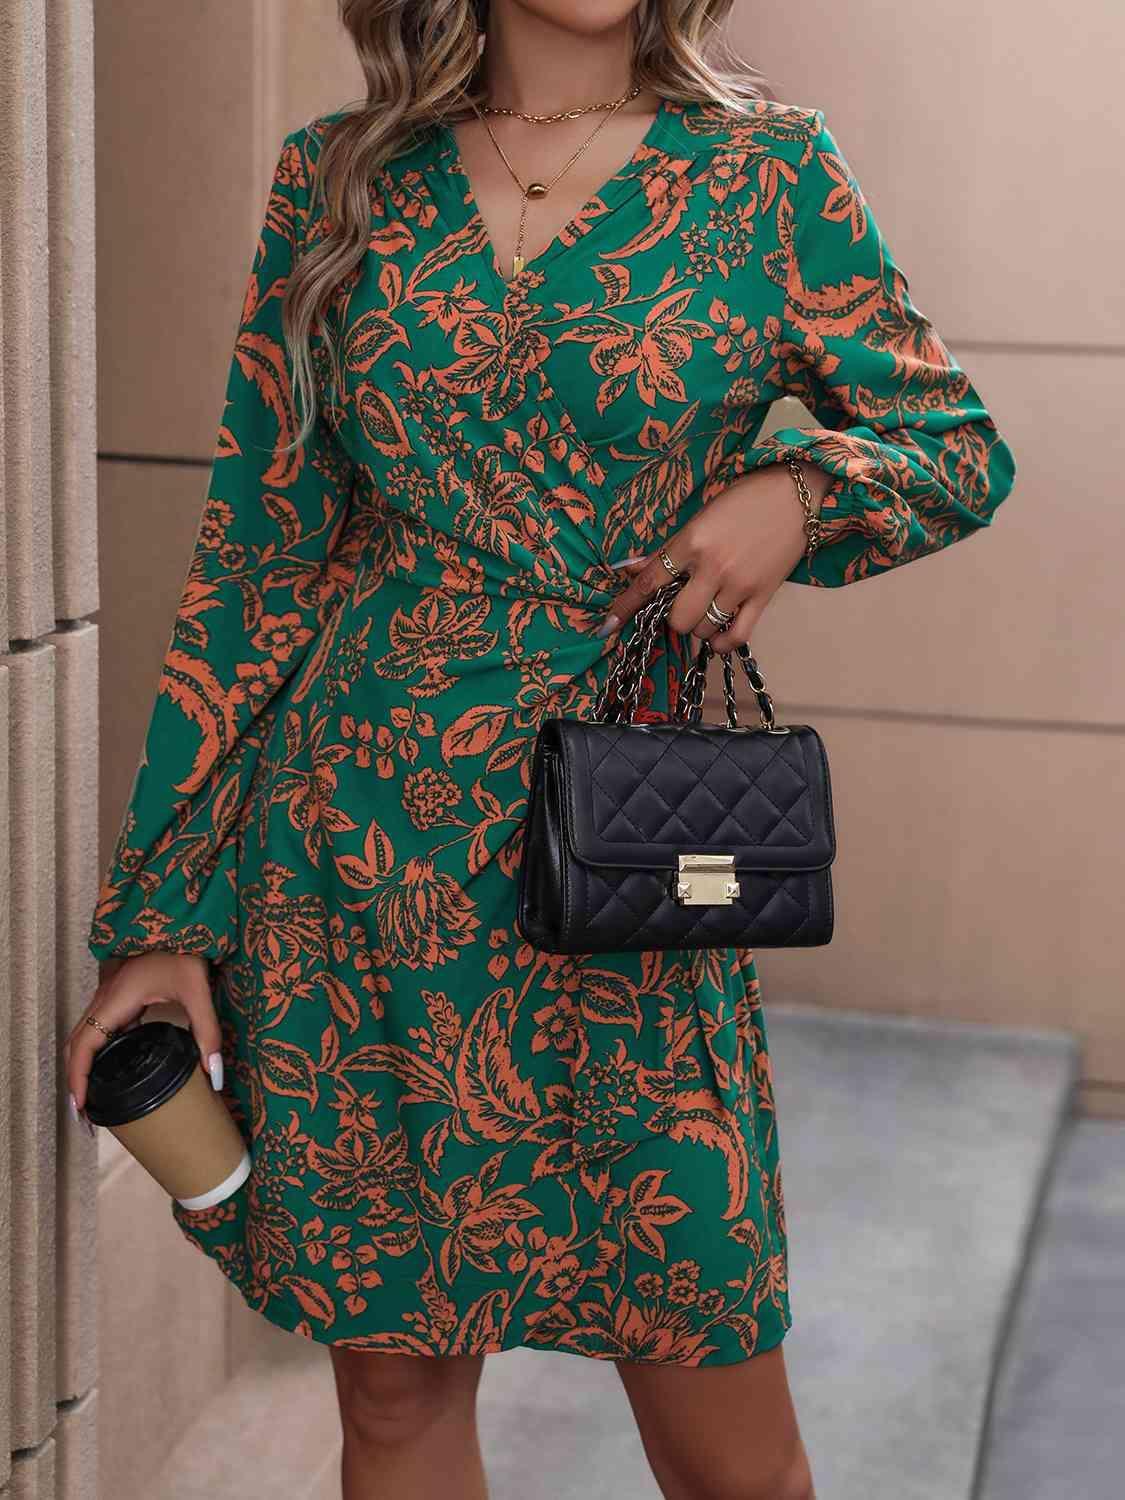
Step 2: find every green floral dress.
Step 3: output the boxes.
[88,96,1016,1362]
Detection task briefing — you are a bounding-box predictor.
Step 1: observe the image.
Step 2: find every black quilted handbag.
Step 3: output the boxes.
[515,578,836,954]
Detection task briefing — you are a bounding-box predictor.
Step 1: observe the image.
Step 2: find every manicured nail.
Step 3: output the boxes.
[207,1052,224,1092]
[68,1092,80,1127]
[609,556,644,569]
[596,614,622,639]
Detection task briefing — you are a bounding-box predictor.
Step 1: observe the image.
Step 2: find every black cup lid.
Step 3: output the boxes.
[84,1020,200,1127]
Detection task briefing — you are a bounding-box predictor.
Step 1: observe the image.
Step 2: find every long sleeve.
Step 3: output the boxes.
[713,107,1016,587]
[88,126,359,964]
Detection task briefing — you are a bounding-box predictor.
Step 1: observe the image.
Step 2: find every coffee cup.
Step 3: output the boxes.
[84,1020,251,1211]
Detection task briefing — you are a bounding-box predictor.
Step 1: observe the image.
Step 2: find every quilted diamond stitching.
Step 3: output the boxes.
[584,724,815,849]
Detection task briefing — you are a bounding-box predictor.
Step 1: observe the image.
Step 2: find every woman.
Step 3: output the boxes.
[67,1,1016,1496]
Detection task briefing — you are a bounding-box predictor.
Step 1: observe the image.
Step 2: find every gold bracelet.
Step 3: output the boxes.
[783,455,822,564]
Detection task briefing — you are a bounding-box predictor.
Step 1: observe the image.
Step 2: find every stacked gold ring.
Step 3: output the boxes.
[705,599,736,627]
[84,1014,117,1041]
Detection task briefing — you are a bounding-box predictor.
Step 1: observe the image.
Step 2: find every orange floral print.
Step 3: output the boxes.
[88,96,1015,1362]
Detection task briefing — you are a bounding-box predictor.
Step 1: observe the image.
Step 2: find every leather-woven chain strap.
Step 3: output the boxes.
[592,578,778,730]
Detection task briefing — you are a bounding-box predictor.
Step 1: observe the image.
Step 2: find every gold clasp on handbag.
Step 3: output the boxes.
[674,853,740,906]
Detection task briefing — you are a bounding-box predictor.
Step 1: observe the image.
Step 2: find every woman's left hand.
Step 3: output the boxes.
[599,462,830,652]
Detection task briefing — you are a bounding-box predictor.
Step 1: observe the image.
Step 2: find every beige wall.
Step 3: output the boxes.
[1,0,100,1496]
[736,2,1125,1118]
[83,1,1123,1487]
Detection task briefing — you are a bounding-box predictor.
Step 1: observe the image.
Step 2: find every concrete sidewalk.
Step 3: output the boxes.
[977,1118,1125,1500]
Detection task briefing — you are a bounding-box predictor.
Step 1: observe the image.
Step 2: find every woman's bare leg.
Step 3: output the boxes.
[329,1348,489,1500]
[615,1344,815,1500]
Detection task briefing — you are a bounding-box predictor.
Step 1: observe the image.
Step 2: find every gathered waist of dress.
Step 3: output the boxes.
[320,530,688,724]
[318,565,681,776]
[348,492,626,617]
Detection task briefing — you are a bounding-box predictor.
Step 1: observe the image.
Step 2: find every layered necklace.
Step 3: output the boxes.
[472,82,643,278]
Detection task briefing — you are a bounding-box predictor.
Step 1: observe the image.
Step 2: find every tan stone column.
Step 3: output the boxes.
[1,0,100,1494]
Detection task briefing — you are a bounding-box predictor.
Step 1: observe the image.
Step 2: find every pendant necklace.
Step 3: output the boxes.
[472,83,643,279]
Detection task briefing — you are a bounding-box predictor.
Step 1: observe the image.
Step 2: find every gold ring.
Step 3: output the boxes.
[705,598,736,627]
[84,1014,117,1041]
[657,546,685,579]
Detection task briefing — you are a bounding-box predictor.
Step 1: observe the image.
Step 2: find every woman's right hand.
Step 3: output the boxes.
[63,951,223,1127]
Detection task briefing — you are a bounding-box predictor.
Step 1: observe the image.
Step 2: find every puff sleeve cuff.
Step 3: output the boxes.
[713,108,1017,587]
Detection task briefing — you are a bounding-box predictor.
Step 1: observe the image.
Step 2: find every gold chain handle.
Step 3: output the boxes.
[591,579,779,731]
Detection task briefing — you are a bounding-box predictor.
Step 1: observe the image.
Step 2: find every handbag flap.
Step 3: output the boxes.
[546,718,835,872]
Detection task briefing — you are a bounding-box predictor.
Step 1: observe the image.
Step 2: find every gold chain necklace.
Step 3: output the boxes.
[481,85,641,124]
[472,83,642,278]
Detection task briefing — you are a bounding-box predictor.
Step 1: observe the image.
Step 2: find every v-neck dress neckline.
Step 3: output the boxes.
[426,95,679,297]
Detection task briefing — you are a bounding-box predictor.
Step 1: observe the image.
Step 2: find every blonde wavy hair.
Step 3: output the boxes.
[285,0,770,445]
